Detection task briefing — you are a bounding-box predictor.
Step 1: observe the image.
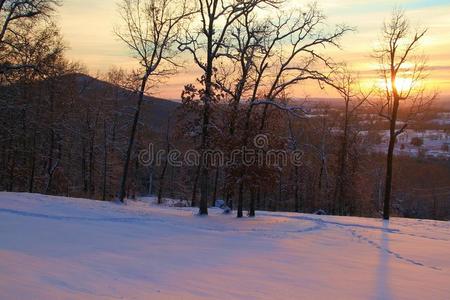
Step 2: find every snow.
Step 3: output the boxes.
[1,192,450,299]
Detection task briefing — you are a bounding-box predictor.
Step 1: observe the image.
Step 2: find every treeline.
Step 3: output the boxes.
[1,0,447,220]
[0,0,171,199]
[140,100,450,220]
[0,66,158,199]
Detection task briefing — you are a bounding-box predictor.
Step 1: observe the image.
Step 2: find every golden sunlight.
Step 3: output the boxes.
[377,77,415,93]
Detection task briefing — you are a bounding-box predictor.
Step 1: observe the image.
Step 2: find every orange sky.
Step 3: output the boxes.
[58,0,450,100]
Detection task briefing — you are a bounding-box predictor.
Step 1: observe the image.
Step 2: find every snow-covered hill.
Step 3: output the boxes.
[1,192,449,299]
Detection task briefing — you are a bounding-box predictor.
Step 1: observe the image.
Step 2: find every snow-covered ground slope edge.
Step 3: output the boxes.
[1,192,449,299]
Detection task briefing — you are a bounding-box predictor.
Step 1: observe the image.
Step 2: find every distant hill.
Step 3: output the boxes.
[434,96,450,109]
[72,73,181,131]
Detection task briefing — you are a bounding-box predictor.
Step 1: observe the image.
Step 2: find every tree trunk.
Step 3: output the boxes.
[88,136,95,198]
[383,85,400,220]
[82,143,88,194]
[191,165,201,207]
[226,190,233,210]
[256,186,261,211]
[158,159,169,204]
[119,75,148,203]
[198,100,210,214]
[294,166,300,212]
[102,121,108,201]
[45,128,55,195]
[197,15,217,216]
[199,168,209,215]
[249,188,255,217]
[334,107,349,215]
[237,181,244,218]
[7,147,15,192]
[383,134,396,220]
[131,156,138,199]
[211,167,219,206]
[28,129,37,193]
[158,117,172,204]
[148,167,153,195]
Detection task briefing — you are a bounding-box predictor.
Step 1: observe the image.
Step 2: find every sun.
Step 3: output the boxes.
[394,77,414,92]
[377,77,414,93]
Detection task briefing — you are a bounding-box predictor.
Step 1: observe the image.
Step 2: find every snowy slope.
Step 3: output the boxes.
[1,192,449,300]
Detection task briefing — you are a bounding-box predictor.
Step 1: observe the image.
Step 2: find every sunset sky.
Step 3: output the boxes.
[58,0,450,100]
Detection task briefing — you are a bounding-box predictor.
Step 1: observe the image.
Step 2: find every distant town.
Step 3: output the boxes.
[303,102,450,159]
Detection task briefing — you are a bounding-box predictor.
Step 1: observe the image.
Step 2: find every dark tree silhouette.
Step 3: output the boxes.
[374,9,436,219]
[116,0,193,202]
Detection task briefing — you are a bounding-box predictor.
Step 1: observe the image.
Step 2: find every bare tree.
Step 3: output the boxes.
[178,0,277,215]
[374,9,436,220]
[116,0,193,202]
[330,67,369,215]
[0,0,59,74]
[226,3,350,217]
[212,9,266,216]
[250,4,350,130]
